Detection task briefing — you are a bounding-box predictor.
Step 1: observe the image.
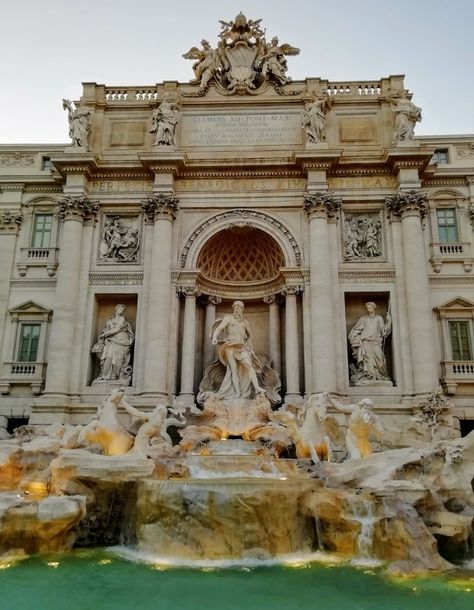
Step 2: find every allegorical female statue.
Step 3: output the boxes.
[91,304,134,385]
[348,301,392,386]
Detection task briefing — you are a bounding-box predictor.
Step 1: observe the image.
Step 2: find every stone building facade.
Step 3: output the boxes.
[1,15,473,436]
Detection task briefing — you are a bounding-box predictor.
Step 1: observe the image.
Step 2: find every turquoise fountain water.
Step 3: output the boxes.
[0,550,472,610]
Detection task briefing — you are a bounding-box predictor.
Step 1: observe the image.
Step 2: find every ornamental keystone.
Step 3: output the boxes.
[141,194,179,222]
[303,192,341,219]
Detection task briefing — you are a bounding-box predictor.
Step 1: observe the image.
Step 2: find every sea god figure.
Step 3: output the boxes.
[92,304,134,385]
[211,301,266,400]
[348,302,392,385]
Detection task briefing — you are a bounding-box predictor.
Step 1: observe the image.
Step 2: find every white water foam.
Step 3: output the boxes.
[109,546,345,570]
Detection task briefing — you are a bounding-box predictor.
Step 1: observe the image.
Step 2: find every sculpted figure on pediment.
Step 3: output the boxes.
[182,13,299,95]
[259,36,300,86]
[387,91,422,143]
[302,95,333,144]
[62,99,92,149]
[150,93,179,146]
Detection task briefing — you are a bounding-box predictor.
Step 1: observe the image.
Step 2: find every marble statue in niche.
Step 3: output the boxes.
[62,99,92,149]
[150,94,178,147]
[348,301,392,386]
[99,216,140,263]
[198,300,280,404]
[91,304,134,386]
[343,213,382,260]
[302,95,333,144]
[387,91,422,143]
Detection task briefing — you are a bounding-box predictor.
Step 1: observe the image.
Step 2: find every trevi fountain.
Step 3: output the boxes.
[0,12,473,610]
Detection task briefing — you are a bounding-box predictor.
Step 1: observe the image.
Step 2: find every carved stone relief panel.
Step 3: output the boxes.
[98,211,142,264]
[342,209,385,262]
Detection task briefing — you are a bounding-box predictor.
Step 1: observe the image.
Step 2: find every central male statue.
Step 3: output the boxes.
[211,301,266,399]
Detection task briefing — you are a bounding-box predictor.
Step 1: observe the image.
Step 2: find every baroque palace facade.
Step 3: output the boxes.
[1,14,474,436]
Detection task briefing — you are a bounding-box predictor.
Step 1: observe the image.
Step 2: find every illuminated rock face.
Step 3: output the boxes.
[135,478,314,560]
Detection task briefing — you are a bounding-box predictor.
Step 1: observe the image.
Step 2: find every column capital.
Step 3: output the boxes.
[55,195,99,224]
[177,285,201,298]
[281,285,303,297]
[0,210,22,234]
[141,194,179,223]
[263,294,277,305]
[205,294,222,306]
[303,192,341,219]
[385,189,428,219]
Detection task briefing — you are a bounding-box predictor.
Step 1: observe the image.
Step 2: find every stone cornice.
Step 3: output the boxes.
[141,194,179,222]
[138,152,187,176]
[55,195,99,223]
[0,210,22,234]
[293,149,342,173]
[385,189,428,219]
[303,191,341,219]
[384,147,434,173]
[50,154,99,179]
[0,182,25,192]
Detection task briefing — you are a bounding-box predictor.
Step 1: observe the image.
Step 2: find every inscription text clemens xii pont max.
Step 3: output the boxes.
[181,112,302,147]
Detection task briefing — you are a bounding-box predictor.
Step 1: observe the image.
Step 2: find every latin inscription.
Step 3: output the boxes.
[176,178,305,192]
[328,176,397,189]
[91,180,151,193]
[181,112,302,147]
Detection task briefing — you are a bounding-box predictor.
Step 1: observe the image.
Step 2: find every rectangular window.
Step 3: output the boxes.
[449,321,472,361]
[436,208,459,243]
[432,149,449,164]
[17,324,41,362]
[42,157,53,171]
[31,214,53,248]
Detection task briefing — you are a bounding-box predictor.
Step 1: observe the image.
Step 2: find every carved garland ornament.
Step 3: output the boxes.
[179,209,302,268]
[141,194,179,222]
[55,195,99,223]
[385,190,428,219]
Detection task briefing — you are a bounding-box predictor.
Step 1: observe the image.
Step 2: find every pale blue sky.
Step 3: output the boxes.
[0,0,473,142]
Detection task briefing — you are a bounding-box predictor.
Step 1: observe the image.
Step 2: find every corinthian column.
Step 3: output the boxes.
[141,194,178,400]
[203,295,221,370]
[281,286,301,402]
[263,294,281,374]
[44,196,98,396]
[385,190,438,393]
[303,192,341,393]
[179,286,200,403]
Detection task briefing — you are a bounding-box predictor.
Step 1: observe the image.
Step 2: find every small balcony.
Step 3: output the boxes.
[0,361,47,395]
[429,242,473,273]
[17,247,59,277]
[440,360,474,395]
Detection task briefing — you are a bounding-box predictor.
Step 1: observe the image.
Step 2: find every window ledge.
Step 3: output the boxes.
[17,247,59,277]
[429,242,472,272]
[0,361,47,395]
[441,360,474,395]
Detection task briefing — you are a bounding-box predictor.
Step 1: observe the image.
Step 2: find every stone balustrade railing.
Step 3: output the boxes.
[104,87,159,103]
[325,81,382,96]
